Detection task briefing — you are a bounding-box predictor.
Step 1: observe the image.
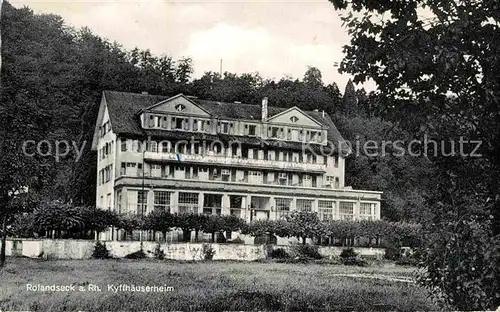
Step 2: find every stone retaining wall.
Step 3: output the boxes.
[1,239,384,261]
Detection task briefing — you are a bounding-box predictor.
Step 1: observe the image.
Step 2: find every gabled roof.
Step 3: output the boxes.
[266,106,323,126]
[101,90,348,153]
[142,93,213,116]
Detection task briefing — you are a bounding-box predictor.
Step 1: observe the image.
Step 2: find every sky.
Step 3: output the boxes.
[10,0,368,91]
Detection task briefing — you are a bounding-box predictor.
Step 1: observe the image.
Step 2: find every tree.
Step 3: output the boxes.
[286,212,321,245]
[201,215,225,243]
[303,66,324,89]
[341,79,358,115]
[328,0,500,309]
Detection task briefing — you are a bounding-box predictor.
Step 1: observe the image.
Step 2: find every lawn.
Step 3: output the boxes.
[0,258,437,311]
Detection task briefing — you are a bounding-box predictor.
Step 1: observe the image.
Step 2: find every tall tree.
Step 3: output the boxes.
[341,79,358,115]
[329,0,500,309]
[303,66,324,89]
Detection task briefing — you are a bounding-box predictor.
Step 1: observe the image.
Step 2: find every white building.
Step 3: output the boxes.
[91,91,382,239]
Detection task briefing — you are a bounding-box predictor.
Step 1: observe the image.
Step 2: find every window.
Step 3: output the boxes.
[161,142,169,153]
[334,155,339,168]
[296,199,313,212]
[121,140,127,152]
[175,104,186,112]
[154,191,170,212]
[219,122,229,134]
[116,190,122,214]
[318,201,334,221]
[252,149,259,160]
[339,202,354,220]
[151,164,161,177]
[270,127,281,138]
[248,125,256,136]
[290,116,299,123]
[120,163,126,175]
[241,147,249,159]
[360,203,375,220]
[174,117,183,129]
[150,141,158,152]
[137,163,143,176]
[276,198,292,218]
[137,191,147,216]
[326,176,334,182]
[137,141,143,152]
[193,119,198,131]
[178,192,199,214]
[106,193,111,210]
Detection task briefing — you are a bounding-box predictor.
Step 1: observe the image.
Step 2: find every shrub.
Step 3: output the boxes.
[270,248,290,259]
[340,248,367,266]
[125,248,147,259]
[291,244,322,260]
[384,244,401,261]
[92,241,110,259]
[153,243,165,260]
[202,243,216,260]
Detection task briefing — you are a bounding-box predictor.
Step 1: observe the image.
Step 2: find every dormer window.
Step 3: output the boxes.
[290,116,299,123]
[219,122,229,134]
[173,117,184,130]
[248,125,256,136]
[175,104,186,112]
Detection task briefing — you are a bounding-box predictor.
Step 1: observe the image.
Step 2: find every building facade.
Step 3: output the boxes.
[91,91,382,239]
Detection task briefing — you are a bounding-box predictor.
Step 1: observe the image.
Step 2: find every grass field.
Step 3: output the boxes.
[0,258,437,311]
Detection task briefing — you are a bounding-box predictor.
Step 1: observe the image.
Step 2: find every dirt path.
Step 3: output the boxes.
[330,273,415,283]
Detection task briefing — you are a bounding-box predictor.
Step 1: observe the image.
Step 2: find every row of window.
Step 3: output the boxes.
[115,190,376,220]
[144,114,324,142]
[119,162,331,187]
[120,139,338,167]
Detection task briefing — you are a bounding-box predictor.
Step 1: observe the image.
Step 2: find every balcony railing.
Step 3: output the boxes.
[144,151,326,172]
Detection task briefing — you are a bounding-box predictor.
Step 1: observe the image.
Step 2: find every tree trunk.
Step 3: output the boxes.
[302,236,306,245]
[182,229,190,242]
[1,215,7,268]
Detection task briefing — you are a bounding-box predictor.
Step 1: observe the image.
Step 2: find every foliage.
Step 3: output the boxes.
[339,248,365,266]
[329,0,500,307]
[92,241,110,259]
[285,212,321,244]
[145,210,175,240]
[340,79,358,115]
[332,113,437,222]
[9,213,37,238]
[269,248,290,259]
[202,243,216,261]
[290,244,323,260]
[418,212,500,309]
[125,248,147,259]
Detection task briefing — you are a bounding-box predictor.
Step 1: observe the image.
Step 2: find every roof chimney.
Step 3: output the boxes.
[261,97,268,121]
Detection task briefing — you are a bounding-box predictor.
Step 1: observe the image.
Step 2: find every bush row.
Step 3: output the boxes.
[9,200,421,248]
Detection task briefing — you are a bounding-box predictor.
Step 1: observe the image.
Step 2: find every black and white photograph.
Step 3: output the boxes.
[0,0,499,311]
